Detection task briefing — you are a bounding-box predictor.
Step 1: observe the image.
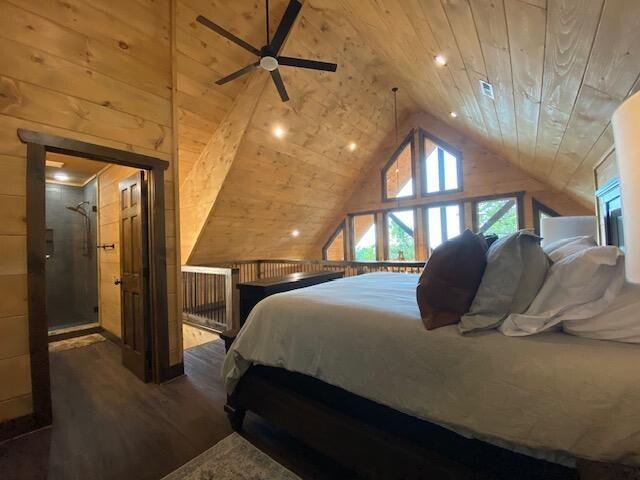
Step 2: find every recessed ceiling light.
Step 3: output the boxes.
[434,55,447,66]
[348,142,357,152]
[273,126,285,138]
[54,172,70,181]
[450,111,458,118]
[291,229,300,237]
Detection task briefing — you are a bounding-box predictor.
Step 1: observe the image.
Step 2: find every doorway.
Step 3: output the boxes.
[19,129,172,431]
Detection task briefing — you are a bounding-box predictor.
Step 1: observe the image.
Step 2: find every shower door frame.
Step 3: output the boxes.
[17,128,173,434]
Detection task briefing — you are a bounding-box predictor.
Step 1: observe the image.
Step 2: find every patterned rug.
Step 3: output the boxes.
[49,333,106,353]
[162,433,301,480]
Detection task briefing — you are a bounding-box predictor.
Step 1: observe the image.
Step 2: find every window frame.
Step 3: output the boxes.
[349,212,379,261]
[423,201,465,253]
[471,192,525,236]
[383,208,418,260]
[596,178,624,248]
[322,221,347,261]
[381,129,417,202]
[532,198,560,236]
[419,129,463,197]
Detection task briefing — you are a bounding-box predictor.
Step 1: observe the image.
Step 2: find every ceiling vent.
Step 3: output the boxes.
[480,80,494,99]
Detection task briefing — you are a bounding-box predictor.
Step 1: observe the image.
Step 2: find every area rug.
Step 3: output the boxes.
[162,433,301,480]
[49,333,106,353]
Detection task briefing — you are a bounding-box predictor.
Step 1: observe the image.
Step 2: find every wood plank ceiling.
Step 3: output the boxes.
[177,0,640,261]
[178,0,640,202]
[331,0,640,204]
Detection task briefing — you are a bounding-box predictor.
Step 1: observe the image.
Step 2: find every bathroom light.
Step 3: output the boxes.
[434,55,447,66]
[348,142,357,151]
[291,230,300,237]
[54,172,70,181]
[450,111,458,118]
[273,126,285,138]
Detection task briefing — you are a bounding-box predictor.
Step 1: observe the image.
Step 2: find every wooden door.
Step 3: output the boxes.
[118,171,152,382]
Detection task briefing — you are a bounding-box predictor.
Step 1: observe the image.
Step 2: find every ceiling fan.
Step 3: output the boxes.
[196,0,338,102]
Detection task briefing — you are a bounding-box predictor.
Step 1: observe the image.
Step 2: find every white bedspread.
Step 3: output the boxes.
[222,273,640,466]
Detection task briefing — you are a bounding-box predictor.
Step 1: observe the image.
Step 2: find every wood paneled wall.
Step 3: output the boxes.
[314,111,592,257]
[0,0,182,424]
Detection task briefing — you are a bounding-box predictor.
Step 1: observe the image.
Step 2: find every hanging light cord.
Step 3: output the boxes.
[392,87,399,145]
[266,0,270,44]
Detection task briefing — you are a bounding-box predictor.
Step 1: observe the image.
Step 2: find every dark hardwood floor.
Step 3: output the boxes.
[0,338,354,480]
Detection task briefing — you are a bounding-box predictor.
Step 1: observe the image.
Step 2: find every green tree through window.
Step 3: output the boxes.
[476,198,518,237]
[387,213,415,260]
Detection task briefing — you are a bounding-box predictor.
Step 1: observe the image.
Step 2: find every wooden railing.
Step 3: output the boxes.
[182,259,423,332]
[181,266,240,333]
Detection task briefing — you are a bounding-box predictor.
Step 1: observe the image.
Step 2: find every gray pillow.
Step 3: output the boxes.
[459,230,548,334]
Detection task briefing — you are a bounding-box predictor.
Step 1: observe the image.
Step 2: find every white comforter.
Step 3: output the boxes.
[222,273,640,466]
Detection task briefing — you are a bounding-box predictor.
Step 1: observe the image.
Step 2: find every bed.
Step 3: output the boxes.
[222,272,640,478]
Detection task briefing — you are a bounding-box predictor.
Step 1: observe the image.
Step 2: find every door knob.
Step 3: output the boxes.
[114,278,122,285]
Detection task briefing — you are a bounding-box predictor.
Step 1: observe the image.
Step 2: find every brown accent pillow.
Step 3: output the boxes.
[417,230,488,330]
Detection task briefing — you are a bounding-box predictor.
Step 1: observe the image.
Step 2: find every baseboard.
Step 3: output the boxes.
[161,362,185,383]
[0,412,50,444]
[99,328,122,347]
[48,323,102,343]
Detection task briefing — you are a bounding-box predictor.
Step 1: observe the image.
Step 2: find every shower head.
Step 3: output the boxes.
[66,201,90,216]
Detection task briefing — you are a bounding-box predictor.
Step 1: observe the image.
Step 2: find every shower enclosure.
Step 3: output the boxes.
[45,180,99,331]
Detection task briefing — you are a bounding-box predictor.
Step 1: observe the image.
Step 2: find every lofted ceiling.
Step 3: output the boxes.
[177,0,640,262]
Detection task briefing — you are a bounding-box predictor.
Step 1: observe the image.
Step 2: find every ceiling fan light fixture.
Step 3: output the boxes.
[196,0,337,103]
[260,56,279,71]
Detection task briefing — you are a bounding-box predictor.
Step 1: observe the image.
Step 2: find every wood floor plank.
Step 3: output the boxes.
[0,339,352,480]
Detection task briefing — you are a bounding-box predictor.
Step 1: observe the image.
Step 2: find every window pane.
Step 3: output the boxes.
[425,145,440,193]
[353,214,377,261]
[387,210,415,260]
[444,151,459,190]
[324,228,344,261]
[427,204,462,252]
[445,205,461,238]
[427,207,443,250]
[476,197,518,237]
[384,142,413,198]
[423,134,460,194]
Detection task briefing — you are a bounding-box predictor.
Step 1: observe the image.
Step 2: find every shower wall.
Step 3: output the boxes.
[45,180,98,330]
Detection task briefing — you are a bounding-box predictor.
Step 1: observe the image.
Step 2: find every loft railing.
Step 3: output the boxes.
[181,266,240,333]
[207,259,424,283]
[181,259,423,332]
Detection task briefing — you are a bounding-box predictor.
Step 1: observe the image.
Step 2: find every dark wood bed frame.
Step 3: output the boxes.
[226,366,638,480]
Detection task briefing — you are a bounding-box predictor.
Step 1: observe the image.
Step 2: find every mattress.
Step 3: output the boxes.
[222,272,640,466]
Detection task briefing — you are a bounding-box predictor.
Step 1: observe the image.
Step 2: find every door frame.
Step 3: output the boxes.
[17,128,174,433]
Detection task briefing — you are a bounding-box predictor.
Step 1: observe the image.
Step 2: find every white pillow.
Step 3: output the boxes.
[562,283,640,344]
[500,246,625,337]
[543,235,597,263]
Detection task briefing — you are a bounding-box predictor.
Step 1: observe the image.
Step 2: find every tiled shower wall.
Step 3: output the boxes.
[45,180,98,330]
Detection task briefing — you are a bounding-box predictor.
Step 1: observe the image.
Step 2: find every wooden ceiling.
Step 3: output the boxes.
[177,0,640,262]
[332,0,640,204]
[45,153,107,187]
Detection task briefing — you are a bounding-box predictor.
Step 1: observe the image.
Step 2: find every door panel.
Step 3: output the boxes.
[118,171,151,382]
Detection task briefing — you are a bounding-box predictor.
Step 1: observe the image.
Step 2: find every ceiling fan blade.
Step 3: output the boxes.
[215,62,259,85]
[269,0,302,54]
[196,15,261,56]
[278,56,337,72]
[270,69,289,102]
